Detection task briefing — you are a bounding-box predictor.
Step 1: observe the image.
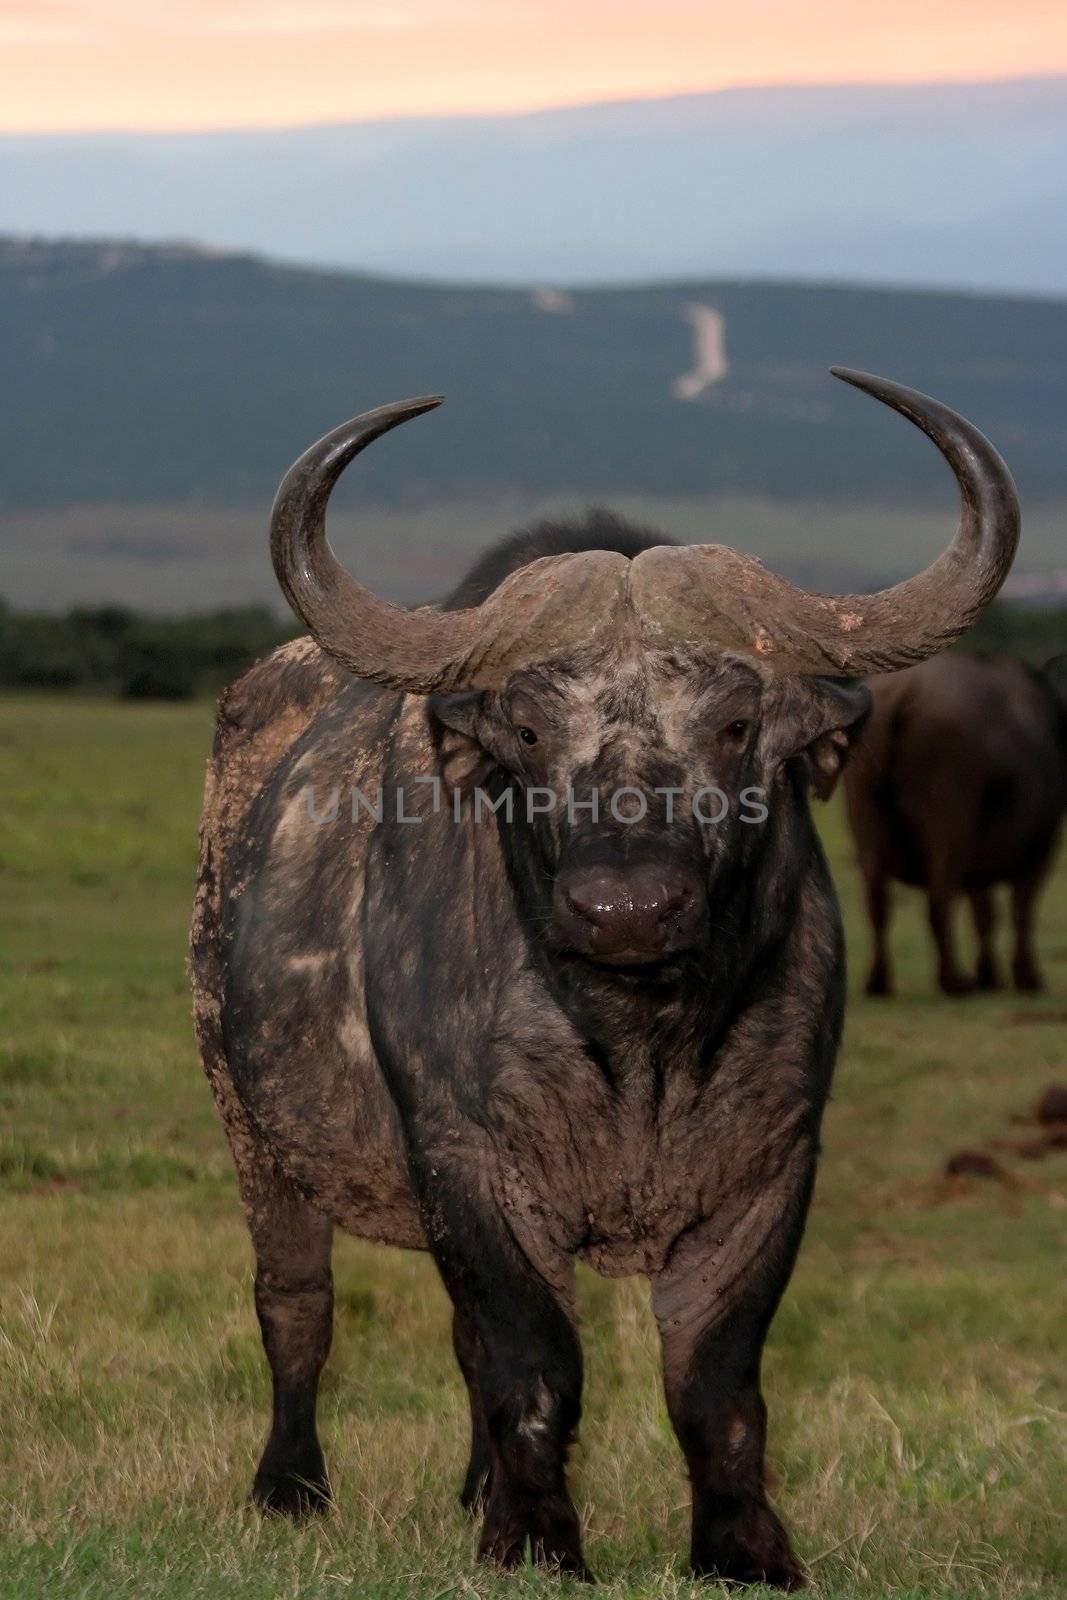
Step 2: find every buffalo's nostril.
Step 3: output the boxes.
[659,885,693,923]
[661,882,692,911]
[564,883,613,928]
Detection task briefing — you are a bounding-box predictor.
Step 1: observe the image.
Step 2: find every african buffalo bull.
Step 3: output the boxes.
[844,653,1067,997]
[191,370,1018,1587]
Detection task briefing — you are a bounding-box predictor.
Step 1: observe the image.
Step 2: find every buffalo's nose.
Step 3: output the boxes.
[554,863,703,964]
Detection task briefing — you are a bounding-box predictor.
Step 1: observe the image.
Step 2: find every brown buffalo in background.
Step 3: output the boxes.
[845,653,1067,996]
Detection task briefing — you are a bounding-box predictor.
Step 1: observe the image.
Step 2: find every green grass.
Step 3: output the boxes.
[1,694,1065,1599]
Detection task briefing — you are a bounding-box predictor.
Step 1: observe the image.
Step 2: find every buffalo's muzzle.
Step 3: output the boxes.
[553,862,705,965]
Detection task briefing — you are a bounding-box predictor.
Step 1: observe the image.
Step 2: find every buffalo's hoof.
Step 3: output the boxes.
[1013,964,1045,994]
[691,1505,804,1591]
[692,1553,804,1590]
[479,1492,591,1579]
[479,1538,593,1582]
[865,969,893,997]
[535,1549,596,1583]
[252,1438,331,1518]
[975,959,1001,992]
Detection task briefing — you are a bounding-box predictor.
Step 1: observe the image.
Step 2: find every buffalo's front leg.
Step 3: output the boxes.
[415,1160,589,1577]
[653,1192,810,1589]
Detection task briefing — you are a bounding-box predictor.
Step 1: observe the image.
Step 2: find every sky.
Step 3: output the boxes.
[2,0,1067,133]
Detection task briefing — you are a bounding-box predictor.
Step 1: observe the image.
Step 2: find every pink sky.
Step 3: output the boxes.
[2,0,1067,132]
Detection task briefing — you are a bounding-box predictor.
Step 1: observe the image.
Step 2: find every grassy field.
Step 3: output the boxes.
[1,694,1064,1599]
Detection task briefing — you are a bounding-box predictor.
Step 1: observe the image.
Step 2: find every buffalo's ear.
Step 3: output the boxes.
[427,692,496,789]
[766,677,871,801]
[802,679,871,799]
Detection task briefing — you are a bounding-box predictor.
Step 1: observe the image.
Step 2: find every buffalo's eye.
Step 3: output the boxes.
[517,726,539,746]
[725,719,750,740]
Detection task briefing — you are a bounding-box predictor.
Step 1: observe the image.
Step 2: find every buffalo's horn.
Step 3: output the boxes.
[270,398,630,691]
[630,368,1020,674]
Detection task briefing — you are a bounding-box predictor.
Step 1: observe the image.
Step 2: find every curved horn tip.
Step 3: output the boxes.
[829,365,886,393]
[374,393,445,420]
[381,394,445,423]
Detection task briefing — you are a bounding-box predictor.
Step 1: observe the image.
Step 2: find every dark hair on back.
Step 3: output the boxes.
[442,508,675,612]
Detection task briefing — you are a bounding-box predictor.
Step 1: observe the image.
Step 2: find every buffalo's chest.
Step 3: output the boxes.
[486,1053,738,1278]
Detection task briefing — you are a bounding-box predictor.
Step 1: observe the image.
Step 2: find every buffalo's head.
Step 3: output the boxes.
[428,651,868,968]
[269,370,1019,972]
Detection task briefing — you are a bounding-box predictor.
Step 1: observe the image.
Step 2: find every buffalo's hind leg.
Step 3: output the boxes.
[245,1159,334,1516]
[1011,868,1046,993]
[453,1308,493,1512]
[927,875,972,995]
[970,889,1001,990]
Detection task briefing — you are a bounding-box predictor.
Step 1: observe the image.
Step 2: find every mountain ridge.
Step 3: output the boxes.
[2,75,1067,291]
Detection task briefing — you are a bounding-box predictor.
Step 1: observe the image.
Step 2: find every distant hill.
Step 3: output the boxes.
[3,237,1067,519]
[2,78,1067,292]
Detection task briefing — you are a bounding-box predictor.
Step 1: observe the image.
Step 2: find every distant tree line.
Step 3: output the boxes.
[0,598,1061,700]
[0,602,295,699]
